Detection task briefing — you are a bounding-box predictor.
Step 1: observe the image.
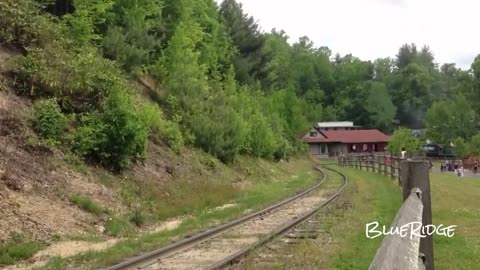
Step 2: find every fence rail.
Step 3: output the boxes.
[369,188,424,270]
[338,154,402,183]
[338,154,434,270]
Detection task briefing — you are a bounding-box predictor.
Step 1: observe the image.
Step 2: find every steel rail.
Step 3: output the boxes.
[206,166,348,270]
[105,167,328,270]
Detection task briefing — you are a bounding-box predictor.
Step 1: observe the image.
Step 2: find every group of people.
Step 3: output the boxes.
[440,160,479,177]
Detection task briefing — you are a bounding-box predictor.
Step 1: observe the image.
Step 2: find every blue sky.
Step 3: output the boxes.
[218,0,478,69]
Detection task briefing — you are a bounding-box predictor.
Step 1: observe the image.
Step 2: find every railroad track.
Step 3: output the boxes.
[232,176,352,270]
[105,166,347,270]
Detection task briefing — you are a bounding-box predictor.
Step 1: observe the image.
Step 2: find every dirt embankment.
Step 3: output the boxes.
[0,88,121,242]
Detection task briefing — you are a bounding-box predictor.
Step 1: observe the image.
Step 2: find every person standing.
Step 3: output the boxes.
[401,148,407,159]
[474,160,478,176]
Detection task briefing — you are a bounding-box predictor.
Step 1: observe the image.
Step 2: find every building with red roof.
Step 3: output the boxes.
[302,122,390,158]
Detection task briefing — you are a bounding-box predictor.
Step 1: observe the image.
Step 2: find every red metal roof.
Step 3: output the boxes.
[303,129,390,144]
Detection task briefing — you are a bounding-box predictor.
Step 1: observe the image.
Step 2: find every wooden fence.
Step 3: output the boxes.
[337,154,402,183]
[338,155,434,270]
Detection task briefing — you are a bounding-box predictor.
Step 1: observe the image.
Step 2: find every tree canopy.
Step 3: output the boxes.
[2,0,480,166]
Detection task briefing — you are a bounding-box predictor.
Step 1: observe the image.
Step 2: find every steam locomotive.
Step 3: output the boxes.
[421,143,455,158]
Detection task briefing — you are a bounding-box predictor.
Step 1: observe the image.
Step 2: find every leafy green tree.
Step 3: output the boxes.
[469,55,480,112]
[426,95,476,144]
[373,58,394,81]
[395,43,417,69]
[365,82,396,131]
[261,30,293,90]
[388,127,420,154]
[426,101,452,144]
[101,0,163,72]
[468,134,480,156]
[453,137,468,158]
[219,0,266,84]
[62,0,113,45]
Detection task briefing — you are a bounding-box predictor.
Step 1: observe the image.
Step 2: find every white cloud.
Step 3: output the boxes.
[218,0,479,69]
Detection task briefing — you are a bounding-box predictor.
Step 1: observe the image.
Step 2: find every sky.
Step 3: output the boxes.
[218,0,478,70]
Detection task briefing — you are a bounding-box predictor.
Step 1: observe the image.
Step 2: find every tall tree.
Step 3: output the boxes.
[101,0,163,72]
[395,43,417,69]
[219,0,266,84]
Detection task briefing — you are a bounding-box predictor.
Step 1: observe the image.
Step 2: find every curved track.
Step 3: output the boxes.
[105,166,347,270]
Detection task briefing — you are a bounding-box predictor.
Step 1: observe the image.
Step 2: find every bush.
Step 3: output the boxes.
[33,99,68,144]
[105,217,134,237]
[73,89,152,170]
[14,47,124,112]
[139,103,184,152]
[129,210,146,227]
[97,89,150,169]
[188,99,245,163]
[72,113,107,158]
[242,112,277,159]
[388,127,420,154]
[0,0,60,48]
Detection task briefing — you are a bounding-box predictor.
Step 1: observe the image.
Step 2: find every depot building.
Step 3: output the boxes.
[302,121,390,159]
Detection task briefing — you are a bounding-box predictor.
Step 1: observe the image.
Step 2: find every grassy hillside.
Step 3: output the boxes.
[1,83,321,269]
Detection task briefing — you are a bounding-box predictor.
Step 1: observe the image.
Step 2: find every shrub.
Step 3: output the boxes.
[70,194,103,216]
[139,103,184,152]
[73,89,152,170]
[105,217,134,237]
[129,210,146,227]
[187,95,246,163]
[388,127,420,154]
[0,0,60,48]
[96,89,150,169]
[14,47,123,112]
[72,113,107,158]
[242,112,277,159]
[33,99,68,144]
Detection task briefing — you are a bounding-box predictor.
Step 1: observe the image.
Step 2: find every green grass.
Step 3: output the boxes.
[0,237,44,266]
[430,173,480,269]
[37,158,320,269]
[69,194,104,216]
[260,165,401,269]
[332,167,402,269]
[267,165,480,269]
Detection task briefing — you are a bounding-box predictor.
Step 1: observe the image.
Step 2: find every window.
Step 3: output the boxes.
[321,144,327,154]
[310,131,318,137]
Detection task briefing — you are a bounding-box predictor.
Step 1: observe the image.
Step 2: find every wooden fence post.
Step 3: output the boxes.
[383,155,387,176]
[377,156,382,174]
[390,159,394,180]
[400,161,434,270]
[366,156,369,172]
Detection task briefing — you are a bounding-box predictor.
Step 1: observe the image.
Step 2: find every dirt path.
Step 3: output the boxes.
[4,239,119,270]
